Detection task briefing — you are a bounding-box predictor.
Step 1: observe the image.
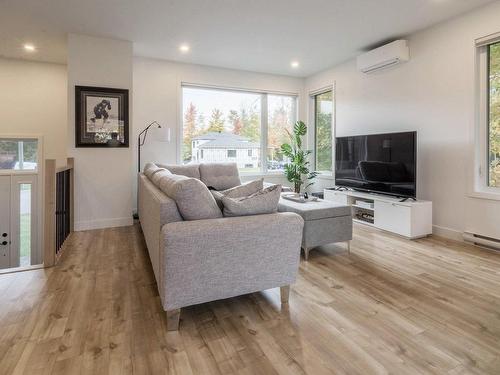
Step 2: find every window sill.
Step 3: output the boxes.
[316,173,334,180]
[240,171,286,178]
[468,189,500,202]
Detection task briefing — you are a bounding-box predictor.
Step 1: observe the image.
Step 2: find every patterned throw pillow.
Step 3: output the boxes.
[211,179,264,209]
[221,178,264,198]
[221,184,282,217]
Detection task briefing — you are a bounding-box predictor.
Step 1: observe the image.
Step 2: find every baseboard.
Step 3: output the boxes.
[75,216,133,231]
[432,225,463,242]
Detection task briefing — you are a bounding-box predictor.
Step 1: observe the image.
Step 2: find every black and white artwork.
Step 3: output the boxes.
[75,86,129,147]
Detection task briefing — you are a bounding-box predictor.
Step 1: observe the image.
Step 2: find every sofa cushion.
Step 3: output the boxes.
[158,163,201,180]
[278,199,351,221]
[151,169,172,186]
[158,173,222,221]
[222,184,282,217]
[144,162,167,179]
[199,163,241,190]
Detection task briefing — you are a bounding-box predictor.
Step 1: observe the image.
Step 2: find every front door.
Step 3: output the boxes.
[0,137,40,270]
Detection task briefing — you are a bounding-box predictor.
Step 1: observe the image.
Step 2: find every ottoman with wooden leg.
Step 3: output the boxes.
[278,197,353,260]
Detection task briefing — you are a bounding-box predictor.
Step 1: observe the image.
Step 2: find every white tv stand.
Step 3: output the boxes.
[324,189,432,239]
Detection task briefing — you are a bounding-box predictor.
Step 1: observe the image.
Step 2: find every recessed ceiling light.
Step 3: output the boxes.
[23,44,36,52]
[291,61,299,68]
[179,44,190,53]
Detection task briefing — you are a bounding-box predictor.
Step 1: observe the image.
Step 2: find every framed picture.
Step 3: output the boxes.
[75,86,129,147]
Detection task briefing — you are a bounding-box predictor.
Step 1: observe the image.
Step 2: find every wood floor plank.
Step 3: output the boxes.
[1,223,499,374]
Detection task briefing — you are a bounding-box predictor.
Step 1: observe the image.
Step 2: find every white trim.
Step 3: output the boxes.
[309,84,334,97]
[432,225,464,242]
[261,93,269,174]
[75,216,133,231]
[475,31,500,47]
[309,83,335,175]
[470,38,500,200]
[181,82,299,97]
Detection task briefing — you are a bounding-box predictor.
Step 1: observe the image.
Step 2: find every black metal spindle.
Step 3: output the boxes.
[55,169,71,255]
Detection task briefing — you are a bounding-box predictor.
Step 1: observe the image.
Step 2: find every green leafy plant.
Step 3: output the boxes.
[280,121,318,193]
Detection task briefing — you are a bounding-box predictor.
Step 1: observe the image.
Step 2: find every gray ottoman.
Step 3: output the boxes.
[278,197,353,260]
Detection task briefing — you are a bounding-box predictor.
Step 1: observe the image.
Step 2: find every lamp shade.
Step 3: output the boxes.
[157,126,171,143]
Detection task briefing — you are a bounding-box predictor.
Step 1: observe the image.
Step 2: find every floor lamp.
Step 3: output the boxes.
[135,121,170,219]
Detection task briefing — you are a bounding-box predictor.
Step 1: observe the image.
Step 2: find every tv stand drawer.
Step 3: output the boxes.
[374,201,411,237]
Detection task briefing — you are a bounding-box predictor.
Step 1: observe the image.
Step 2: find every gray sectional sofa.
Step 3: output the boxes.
[138,162,304,330]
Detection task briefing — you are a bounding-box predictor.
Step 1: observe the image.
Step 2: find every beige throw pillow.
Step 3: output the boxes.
[159,174,222,220]
[221,184,282,217]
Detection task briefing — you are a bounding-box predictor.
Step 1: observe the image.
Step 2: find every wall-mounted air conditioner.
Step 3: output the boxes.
[357,40,410,74]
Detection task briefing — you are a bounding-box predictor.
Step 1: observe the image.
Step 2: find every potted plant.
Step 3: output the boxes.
[280,121,318,194]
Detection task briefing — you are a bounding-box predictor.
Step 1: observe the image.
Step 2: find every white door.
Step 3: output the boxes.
[0,137,40,269]
[0,176,11,268]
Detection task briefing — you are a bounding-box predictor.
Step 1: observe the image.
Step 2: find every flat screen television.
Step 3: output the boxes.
[335,131,417,198]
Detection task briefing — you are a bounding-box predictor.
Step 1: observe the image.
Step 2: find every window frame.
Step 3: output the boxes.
[309,84,335,177]
[180,83,298,175]
[472,34,500,200]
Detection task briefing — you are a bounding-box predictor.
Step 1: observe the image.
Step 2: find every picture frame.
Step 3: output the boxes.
[75,86,129,147]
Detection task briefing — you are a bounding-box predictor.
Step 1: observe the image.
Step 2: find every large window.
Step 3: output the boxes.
[182,85,296,173]
[314,90,333,172]
[488,42,500,188]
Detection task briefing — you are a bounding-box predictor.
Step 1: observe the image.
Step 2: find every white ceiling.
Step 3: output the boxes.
[0,0,495,77]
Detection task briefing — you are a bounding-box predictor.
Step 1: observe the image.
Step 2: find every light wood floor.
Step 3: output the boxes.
[1,224,500,374]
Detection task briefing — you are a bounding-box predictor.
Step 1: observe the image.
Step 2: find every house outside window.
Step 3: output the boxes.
[182,85,297,173]
[313,90,333,173]
[476,34,500,193]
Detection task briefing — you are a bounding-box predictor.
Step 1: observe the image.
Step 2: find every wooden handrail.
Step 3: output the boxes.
[43,157,74,267]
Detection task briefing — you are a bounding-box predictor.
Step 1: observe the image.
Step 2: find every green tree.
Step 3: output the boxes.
[239,107,260,142]
[183,103,197,162]
[228,110,243,135]
[268,99,292,162]
[207,108,225,133]
[315,91,333,172]
[489,42,500,187]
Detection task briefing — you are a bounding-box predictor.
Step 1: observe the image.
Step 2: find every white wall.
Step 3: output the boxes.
[132,57,305,209]
[67,34,134,231]
[305,1,500,240]
[0,58,67,165]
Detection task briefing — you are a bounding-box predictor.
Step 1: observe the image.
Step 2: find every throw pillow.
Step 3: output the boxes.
[144,163,167,179]
[158,173,223,220]
[221,184,282,217]
[151,169,172,186]
[222,178,264,198]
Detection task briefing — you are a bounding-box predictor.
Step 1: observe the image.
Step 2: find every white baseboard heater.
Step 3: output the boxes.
[463,232,500,251]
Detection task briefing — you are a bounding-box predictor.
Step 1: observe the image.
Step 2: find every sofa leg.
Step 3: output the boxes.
[347,241,351,253]
[280,285,290,304]
[303,247,309,261]
[166,309,181,331]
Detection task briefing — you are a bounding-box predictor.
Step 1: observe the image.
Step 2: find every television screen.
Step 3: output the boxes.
[335,131,416,198]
